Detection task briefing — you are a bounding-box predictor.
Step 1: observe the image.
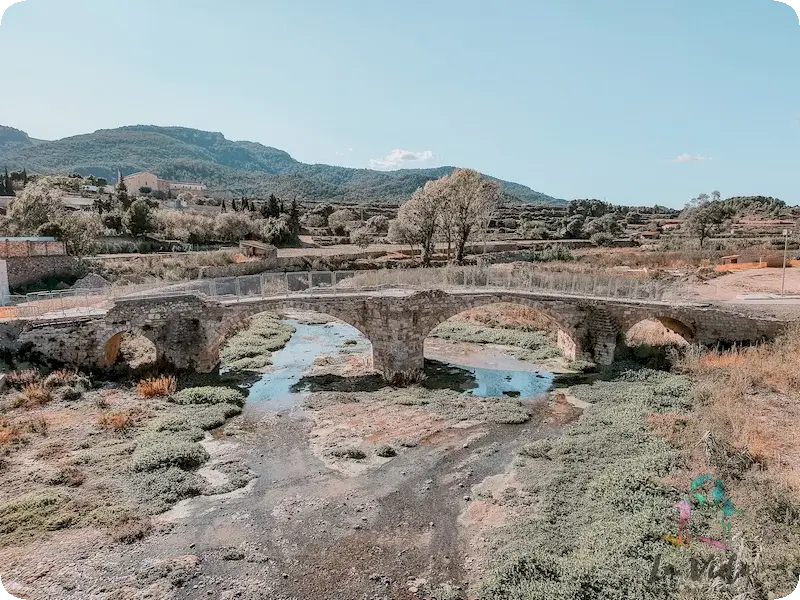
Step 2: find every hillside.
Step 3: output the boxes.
[0,125,564,205]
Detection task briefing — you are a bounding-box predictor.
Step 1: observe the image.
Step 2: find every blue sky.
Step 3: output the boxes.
[0,0,798,207]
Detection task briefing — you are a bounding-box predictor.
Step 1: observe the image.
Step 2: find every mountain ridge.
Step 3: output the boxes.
[0,124,565,205]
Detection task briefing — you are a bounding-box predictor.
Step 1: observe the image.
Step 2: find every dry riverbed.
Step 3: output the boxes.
[3,308,797,600]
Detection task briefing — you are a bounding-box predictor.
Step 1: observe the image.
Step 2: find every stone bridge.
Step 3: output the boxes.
[8,289,792,384]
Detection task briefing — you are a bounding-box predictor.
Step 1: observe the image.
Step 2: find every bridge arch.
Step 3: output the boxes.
[422,299,582,362]
[209,303,375,373]
[99,326,160,369]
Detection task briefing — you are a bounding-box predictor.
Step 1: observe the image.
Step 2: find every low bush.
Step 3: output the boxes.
[375,444,396,458]
[137,375,177,398]
[220,313,295,371]
[131,436,210,472]
[6,370,40,389]
[98,411,134,433]
[130,467,206,515]
[0,491,70,542]
[0,419,24,447]
[329,447,366,460]
[43,369,77,389]
[59,386,83,402]
[154,403,242,433]
[21,382,52,406]
[171,387,246,407]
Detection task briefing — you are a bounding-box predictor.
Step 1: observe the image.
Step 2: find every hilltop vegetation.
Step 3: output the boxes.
[0,125,563,206]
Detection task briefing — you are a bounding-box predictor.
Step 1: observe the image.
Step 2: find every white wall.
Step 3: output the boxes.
[0,259,8,305]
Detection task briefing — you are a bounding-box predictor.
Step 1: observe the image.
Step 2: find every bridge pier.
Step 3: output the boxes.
[371,333,426,385]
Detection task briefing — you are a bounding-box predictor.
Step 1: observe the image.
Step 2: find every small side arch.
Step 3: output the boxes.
[99,327,160,369]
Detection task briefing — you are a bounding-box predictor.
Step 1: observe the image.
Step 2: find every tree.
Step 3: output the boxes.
[328,209,356,236]
[214,212,256,242]
[289,198,301,236]
[231,198,239,212]
[221,198,227,213]
[350,228,372,249]
[125,198,156,237]
[267,194,280,218]
[2,167,14,196]
[260,215,294,246]
[387,217,422,256]
[683,193,733,249]
[6,177,65,233]
[365,214,390,234]
[444,169,500,262]
[53,212,103,256]
[116,177,131,210]
[397,181,443,266]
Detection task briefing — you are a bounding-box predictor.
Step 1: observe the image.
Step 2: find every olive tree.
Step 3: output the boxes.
[6,177,65,233]
[683,193,733,249]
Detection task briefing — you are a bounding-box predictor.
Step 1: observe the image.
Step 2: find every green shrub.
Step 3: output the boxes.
[154,404,242,433]
[329,447,366,460]
[0,491,70,542]
[130,467,206,515]
[131,436,209,472]
[171,387,245,407]
[375,444,396,458]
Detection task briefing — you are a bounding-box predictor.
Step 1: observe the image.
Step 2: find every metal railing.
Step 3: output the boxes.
[1,267,674,321]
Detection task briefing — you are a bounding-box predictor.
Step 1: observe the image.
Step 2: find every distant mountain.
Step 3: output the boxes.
[0,124,565,205]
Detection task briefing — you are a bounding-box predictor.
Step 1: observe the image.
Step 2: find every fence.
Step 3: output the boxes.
[0,266,674,320]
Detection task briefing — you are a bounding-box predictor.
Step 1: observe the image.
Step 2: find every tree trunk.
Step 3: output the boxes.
[456,228,471,263]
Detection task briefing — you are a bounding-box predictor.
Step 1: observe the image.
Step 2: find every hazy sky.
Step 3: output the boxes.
[0,0,798,206]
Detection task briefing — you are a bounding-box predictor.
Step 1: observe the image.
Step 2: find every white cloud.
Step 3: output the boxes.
[673,153,711,163]
[0,0,26,25]
[368,149,439,170]
[775,0,800,25]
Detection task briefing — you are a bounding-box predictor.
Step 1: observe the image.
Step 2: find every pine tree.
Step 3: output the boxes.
[116,175,131,210]
[289,198,301,236]
[221,198,227,213]
[280,198,285,214]
[259,201,269,219]
[22,168,28,185]
[268,194,280,218]
[232,198,239,212]
[4,168,13,197]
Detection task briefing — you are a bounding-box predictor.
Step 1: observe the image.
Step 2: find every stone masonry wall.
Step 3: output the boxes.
[5,290,794,383]
[6,256,84,289]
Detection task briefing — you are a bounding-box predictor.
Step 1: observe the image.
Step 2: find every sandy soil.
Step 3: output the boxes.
[681,267,800,302]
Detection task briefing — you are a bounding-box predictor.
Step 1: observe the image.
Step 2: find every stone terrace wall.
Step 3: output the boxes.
[0,240,66,258]
[6,256,84,289]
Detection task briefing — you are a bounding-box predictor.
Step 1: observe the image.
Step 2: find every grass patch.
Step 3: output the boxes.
[220,313,295,371]
[329,447,367,460]
[431,322,560,362]
[375,444,397,458]
[131,435,210,472]
[171,386,246,407]
[0,491,72,543]
[480,362,800,599]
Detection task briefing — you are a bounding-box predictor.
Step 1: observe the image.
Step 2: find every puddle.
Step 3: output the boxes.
[245,319,555,412]
[246,319,370,412]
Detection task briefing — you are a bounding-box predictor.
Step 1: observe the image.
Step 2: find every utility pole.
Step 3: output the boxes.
[782,229,791,297]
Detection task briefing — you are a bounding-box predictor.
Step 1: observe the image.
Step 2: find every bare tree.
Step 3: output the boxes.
[445,169,501,263]
[397,181,444,266]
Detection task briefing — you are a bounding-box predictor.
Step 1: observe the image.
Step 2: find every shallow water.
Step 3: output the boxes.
[246,319,554,412]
